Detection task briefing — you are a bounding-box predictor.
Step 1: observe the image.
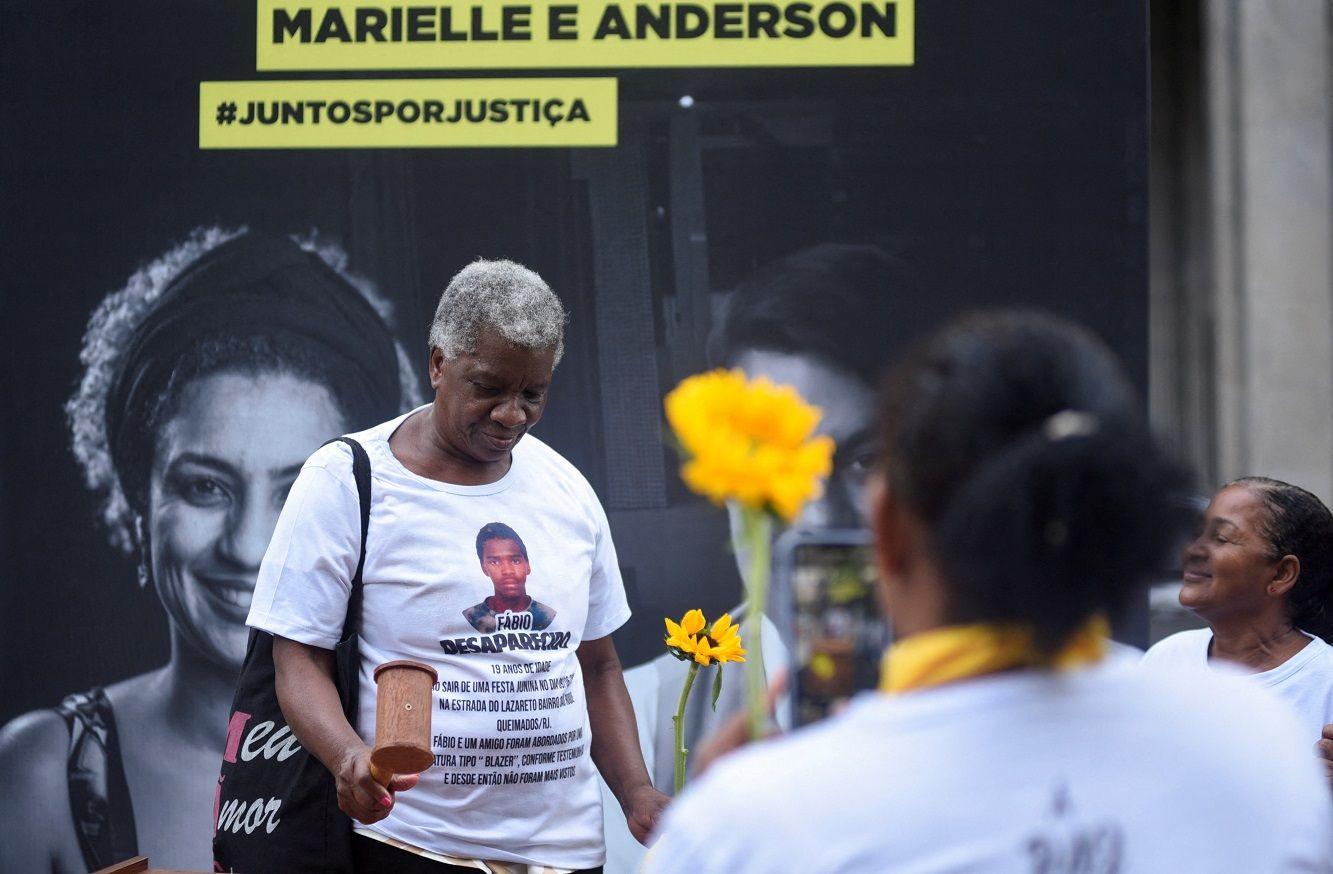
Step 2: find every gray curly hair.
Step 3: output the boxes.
[428,259,566,364]
[67,226,423,553]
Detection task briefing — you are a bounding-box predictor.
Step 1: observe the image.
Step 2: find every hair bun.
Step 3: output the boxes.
[879,310,1193,655]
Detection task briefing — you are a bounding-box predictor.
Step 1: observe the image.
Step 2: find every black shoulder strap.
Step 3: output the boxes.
[57,688,138,871]
[323,436,371,640]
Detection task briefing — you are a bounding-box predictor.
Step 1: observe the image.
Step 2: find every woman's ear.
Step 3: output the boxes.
[870,474,950,639]
[1269,554,1301,599]
[869,474,904,583]
[428,346,446,390]
[870,473,911,620]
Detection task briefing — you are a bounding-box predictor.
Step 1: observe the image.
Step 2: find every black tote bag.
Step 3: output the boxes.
[213,436,370,873]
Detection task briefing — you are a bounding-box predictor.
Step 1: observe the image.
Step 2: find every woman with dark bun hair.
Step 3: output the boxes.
[0,229,417,873]
[1144,477,1333,742]
[645,310,1333,872]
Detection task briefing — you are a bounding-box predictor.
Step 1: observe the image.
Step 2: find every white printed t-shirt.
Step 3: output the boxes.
[644,660,1333,872]
[1142,627,1333,739]
[247,410,630,869]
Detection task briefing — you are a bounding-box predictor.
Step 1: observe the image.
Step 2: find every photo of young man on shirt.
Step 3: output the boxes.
[464,522,558,634]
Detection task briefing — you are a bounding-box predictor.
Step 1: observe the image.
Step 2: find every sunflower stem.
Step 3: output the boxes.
[673,661,702,793]
[741,505,773,740]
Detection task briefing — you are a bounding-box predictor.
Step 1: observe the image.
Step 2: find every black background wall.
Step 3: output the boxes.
[2,1,1147,723]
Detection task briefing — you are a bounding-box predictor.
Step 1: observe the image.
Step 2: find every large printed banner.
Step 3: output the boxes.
[1,2,1146,871]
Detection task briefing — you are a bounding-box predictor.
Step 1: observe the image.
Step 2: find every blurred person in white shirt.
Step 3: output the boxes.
[645,310,1333,873]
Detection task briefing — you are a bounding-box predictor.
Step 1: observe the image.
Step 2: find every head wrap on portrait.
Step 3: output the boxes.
[104,233,404,514]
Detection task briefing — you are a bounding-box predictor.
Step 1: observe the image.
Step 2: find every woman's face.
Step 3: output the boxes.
[428,333,555,467]
[1178,484,1280,623]
[147,371,347,672]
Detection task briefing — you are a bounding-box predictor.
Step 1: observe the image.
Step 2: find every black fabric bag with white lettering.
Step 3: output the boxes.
[213,436,370,873]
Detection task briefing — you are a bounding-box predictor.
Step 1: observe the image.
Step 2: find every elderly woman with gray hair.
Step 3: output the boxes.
[248,259,667,872]
[0,229,418,873]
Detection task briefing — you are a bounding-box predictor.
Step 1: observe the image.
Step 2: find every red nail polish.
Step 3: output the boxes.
[381,796,392,807]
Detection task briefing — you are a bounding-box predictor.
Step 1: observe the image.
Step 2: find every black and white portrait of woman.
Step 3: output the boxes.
[0,229,419,872]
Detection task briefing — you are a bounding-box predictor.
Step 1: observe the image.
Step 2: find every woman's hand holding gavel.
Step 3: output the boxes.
[334,743,420,825]
[272,643,439,826]
[334,660,439,825]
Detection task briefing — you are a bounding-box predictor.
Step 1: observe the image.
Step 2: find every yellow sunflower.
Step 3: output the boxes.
[664,609,747,667]
[664,369,835,523]
[664,609,748,791]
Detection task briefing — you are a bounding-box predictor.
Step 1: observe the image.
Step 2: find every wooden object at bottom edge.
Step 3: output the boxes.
[93,856,203,874]
[369,658,439,787]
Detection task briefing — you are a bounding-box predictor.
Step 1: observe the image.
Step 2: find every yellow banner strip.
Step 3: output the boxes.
[256,0,914,71]
[199,78,618,149]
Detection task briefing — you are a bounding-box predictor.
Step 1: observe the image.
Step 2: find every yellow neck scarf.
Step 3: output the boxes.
[880,615,1109,694]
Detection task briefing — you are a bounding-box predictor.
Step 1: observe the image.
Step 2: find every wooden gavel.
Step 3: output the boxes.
[368,659,438,788]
